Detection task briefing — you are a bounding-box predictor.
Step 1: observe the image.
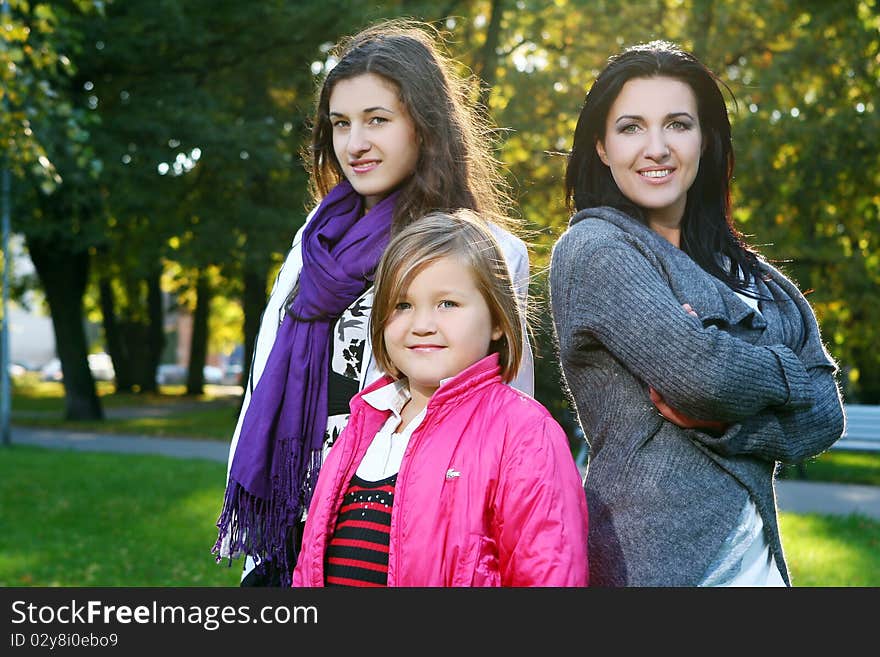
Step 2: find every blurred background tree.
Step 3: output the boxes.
[2,0,877,430]
[3,0,106,420]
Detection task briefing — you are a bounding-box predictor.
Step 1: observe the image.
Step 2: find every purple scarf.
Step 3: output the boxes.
[213,180,397,584]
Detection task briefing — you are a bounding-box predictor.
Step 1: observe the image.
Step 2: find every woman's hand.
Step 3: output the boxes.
[648,302,729,434]
[649,387,728,433]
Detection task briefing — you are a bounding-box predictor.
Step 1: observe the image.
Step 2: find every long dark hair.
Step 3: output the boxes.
[308,19,515,236]
[565,40,761,291]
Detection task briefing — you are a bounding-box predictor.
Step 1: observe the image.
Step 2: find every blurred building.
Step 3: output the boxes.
[8,302,55,370]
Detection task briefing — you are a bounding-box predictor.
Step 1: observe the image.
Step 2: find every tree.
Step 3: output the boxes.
[724,0,880,401]
[84,1,376,396]
[4,0,107,420]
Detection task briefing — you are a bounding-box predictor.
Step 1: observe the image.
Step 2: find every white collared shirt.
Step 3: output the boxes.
[355,379,428,481]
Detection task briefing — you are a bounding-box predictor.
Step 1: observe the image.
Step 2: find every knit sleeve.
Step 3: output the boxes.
[549,228,812,422]
[686,268,845,463]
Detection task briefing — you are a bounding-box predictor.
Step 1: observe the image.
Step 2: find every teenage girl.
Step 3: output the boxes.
[214,20,534,587]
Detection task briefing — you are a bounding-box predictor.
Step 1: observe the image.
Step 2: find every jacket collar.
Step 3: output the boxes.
[353,353,503,415]
[572,206,767,330]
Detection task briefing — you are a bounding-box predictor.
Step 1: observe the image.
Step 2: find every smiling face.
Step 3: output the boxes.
[596,76,703,231]
[383,255,502,404]
[329,73,420,210]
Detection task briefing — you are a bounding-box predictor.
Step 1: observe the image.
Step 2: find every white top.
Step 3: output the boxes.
[355,379,427,481]
[699,497,786,587]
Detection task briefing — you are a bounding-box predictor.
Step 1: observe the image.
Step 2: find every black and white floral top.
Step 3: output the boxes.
[324,287,374,455]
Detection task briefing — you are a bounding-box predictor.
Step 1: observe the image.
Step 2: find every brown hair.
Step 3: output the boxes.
[370,210,523,383]
[307,18,516,235]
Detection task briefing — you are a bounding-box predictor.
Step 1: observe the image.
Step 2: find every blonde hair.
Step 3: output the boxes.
[370,210,523,383]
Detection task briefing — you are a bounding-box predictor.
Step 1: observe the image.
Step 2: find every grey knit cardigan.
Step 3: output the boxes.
[549,206,845,587]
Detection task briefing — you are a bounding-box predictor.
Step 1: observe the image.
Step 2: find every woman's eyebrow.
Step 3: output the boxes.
[614,111,695,123]
[329,105,395,117]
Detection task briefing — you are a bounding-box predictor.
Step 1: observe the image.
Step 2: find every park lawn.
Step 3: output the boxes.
[10,407,239,441]
[0,446,239,587]
[0,445,878,587]
[10,375,187,409]
[780,512,880,587]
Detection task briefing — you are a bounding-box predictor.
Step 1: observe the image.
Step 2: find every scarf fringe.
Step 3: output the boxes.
[213,439,324,587]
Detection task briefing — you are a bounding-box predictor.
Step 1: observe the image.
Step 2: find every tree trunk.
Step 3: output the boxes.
[140,268,164,394]
[476,0,504,110]
[27,236,103,420]
[98,269,165,395]
[118,321,152,392]
[691,0,715,59]
[98,276,135,393]
[852,347,880,404]
[242,263,269,393]
[186,270,211,396]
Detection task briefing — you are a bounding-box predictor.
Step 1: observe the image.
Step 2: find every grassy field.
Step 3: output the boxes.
[0,445,878,587]
[778,451,880,487]
[0,446,239,587]
[780,512,880,587]
[6,374,880,586]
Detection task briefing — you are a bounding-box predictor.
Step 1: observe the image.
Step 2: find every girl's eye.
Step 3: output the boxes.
[332,119,349,129]
[619,123,640,134]
[439,300,458,309]
[368,116,388,125]
[668,120,691,130]
[394,301,411,311]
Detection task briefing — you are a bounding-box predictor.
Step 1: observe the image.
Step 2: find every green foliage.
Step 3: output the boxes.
[0,0,96,185]
[721,0,880,401]
[3,0,103,236]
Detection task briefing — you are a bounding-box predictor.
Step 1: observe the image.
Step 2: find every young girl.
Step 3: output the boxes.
[551,41,844,586]
[214,20,534,587]
[292,211,588,587]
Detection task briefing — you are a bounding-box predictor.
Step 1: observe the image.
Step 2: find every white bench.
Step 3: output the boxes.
[832,404,880,452]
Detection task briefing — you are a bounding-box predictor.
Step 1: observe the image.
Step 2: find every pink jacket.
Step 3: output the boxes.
[292,354,589,587]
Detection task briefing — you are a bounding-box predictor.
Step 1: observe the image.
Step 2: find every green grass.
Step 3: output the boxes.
[1,445,878,587]
[0,446,240,587]
[780,512,880,586]
[11,407,240,440]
